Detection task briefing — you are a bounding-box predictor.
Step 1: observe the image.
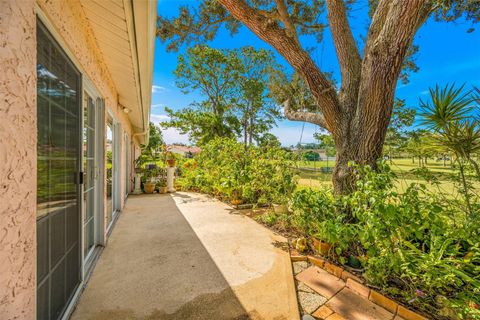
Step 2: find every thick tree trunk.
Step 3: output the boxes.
[219,0,431,194]
[331,122,389,194]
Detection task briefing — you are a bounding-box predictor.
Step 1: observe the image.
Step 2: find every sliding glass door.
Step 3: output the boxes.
[124,132,131,198]
[106,116,121,230]
[106,119,114,228]
[37,21,81,320]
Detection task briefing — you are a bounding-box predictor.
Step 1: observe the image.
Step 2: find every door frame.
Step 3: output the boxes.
[106,111,121,234]
[82,81,104,274]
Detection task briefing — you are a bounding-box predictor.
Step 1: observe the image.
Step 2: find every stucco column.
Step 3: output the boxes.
[166,167,176,193]
[0,0,37,319]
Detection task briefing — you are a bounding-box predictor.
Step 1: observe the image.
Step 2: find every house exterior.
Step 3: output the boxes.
[167,145,201,158]
[0,1,156,319]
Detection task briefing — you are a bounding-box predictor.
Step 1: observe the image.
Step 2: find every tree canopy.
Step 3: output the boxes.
[162,45,282,146]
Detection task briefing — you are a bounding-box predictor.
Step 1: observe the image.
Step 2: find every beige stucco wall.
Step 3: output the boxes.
[0,1,142,318]
[0,0,37,319]
[37,0,140,239]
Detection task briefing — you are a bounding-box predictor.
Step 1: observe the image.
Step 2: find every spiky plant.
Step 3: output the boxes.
[420,84,480,222]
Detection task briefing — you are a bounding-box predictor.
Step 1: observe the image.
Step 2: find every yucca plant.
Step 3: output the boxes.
[420,84,480,223]
[419,83,474,132]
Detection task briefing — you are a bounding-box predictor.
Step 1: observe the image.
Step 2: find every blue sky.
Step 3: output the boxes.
[151,1,480,146]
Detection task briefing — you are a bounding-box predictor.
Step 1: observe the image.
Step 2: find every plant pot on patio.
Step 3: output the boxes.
[144,182,155,194]
[272,203,288,214]
[312,238,332,256]
[158,186,168,194]
[231,199,244,206]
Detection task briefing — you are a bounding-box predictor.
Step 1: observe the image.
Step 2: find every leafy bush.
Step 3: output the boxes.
[289,162,480,318]
[179,137,297,205]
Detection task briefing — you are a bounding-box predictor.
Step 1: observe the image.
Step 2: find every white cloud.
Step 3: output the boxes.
[161,128,190,145]
[149,114,190,145]
[151,103,165,109]
[152,85,168,93]
[150,114,171,123]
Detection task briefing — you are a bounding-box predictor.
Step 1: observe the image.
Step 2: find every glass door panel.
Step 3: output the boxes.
[106,119,114,227]
[83,95,96,261]
[36,21,81,320]
[124,132,130,198]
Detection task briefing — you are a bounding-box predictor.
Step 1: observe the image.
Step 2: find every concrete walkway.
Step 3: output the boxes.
[71,192,299,320]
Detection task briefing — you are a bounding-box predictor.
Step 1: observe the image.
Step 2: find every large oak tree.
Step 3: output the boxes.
[158,0,479,194]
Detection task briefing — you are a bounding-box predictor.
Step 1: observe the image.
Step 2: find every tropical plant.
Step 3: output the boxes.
[420,84,480,222]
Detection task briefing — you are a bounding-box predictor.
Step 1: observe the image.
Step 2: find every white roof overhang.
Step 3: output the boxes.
[80,0,156,144]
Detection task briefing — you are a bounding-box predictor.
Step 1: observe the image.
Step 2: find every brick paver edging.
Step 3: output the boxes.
[290,249,429,320]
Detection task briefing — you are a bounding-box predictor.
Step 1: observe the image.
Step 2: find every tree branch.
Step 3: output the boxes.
[274,0,300,45]
[283,100,328,131]
[365,0,391,46]
[326,0,361,108]
[218,0,341,130]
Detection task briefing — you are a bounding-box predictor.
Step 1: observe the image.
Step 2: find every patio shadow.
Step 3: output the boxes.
[71,194,250,320]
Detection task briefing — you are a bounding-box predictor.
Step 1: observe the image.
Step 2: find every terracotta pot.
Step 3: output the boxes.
[312,238,332,256]
[158,186,168,194]
[144,182,155,194]
[167,159,176,167]
[231,199,243,206]
[272,203,288,214]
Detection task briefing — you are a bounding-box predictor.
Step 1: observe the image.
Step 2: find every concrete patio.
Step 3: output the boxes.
[71,192,299,320]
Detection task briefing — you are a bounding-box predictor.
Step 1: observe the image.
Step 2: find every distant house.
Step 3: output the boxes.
[168,145,201,158]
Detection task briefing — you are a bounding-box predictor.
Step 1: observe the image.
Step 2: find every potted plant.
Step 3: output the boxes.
[157,177,168,194]
[143,168,157,194]
[272,202,288,214]
[271,192,289,213]
[230,189,243,206]
[166,152,176,167]
[311,237,332,256]
[269,166,295,214]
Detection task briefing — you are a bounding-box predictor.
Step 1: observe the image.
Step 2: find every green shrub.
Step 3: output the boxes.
[179,137,297,204]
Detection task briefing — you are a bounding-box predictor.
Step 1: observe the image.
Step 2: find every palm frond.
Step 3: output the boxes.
[419,83,474,132]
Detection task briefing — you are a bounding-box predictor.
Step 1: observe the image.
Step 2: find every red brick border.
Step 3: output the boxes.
[291,254,429,320]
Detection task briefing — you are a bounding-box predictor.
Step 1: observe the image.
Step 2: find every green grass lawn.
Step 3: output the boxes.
[296,158,477,197]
